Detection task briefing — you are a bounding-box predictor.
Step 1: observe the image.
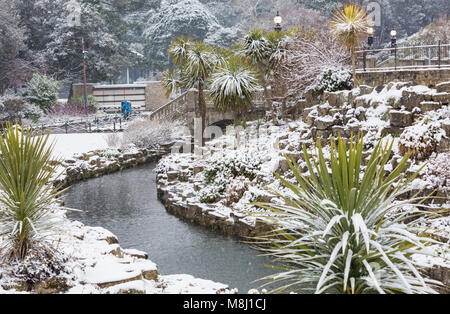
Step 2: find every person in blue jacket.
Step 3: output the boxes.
[121,100,132,119]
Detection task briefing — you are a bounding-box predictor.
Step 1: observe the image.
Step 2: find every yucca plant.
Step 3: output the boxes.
[330,4,369,86]
[253,135,444,294]
[209,56,260,125]
[0,123,63,261]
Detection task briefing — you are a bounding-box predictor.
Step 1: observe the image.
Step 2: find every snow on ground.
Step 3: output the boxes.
[0,207,234,294]
[49,133,120,159]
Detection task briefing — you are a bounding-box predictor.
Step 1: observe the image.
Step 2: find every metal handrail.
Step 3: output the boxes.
[356,41,449,71]
[356,43,450,54]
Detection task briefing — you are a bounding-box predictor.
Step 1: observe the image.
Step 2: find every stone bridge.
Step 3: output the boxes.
[149,89,267,130]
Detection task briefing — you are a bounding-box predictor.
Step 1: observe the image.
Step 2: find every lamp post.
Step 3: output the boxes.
[367,27,374,48]
[81,38,89,116]
[390,29,397,69]
[274,11,282,32]
[390,29,397,49]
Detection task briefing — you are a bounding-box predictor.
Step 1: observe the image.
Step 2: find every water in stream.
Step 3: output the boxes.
[64,163,277,293]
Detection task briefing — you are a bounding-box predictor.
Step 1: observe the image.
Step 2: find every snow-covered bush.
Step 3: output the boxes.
[199,186,223,204]
[104,133,121,148]
[399,111,447,160]
[69,95,99,112]
[204,153,261,184]
[226,178,249,205]
[423,152,450,197]
[200,152,261,204]
[313,67,353,94]
[24,73,59,112]
[122,118,181,149]
[0,94,43,123]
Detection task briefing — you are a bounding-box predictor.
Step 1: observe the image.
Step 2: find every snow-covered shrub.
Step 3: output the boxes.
[104,133,121,148]
[313,67,353,94]
[204,153,261,184]
[122,118,181,149]
[226,177,249,205]
[423,152,450,197]
[200,152,262,204]
[399,113,446,160]
[0,94,42,123]
[69,95,99,112]
[24,73,59,112]
[199,186,223,204]
[103,147,121,158]
[24,104,44,122]
[49,103,96,117]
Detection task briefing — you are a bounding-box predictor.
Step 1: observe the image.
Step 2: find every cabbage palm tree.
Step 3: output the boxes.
[0,124,63,261]
[183,42,220,144]
[161,69,181,98]
[168,36,191,67]
[209,56,260,125]
[241,29,275,120]
[166,39,220,145]
[330,4,369,86]
[253,135,443,294]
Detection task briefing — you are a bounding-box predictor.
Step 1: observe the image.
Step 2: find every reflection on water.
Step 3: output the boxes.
[64,163,277,293]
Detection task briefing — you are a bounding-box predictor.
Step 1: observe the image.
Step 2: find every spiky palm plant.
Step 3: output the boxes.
[182,42,219,144]
[330,4,369,86]
[167,39,220,145]
[209,56,260,125]
[241,29,275,121]
[253,135,444,294]
[168,36,191,67]
[0,124,62,261]
[161,69,181,98]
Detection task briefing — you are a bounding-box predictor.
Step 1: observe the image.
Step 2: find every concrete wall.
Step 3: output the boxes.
[71,81,170,112]
[357,68,450,88]
[144,81,170,111]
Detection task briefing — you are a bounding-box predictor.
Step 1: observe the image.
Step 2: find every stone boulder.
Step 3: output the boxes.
[389,110,413,128]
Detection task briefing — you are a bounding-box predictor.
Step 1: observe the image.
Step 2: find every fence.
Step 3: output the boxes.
[356,41,450,72]
[30,112,143,134]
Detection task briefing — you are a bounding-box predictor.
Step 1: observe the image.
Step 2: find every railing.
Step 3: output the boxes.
[356,41,450,72]
[149,91,190,121]
[29,112,141,134]
[149,89,266,123]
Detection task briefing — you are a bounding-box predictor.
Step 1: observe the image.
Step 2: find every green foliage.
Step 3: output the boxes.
[69,95,99,112]
[0,124,63,261]
[209,55,260,118]
[200,153,261,204]
[313,67,353,94]
[0,95,43,123]
[24,73,59,113]
[161,69,181,98]
[253,135,442,294]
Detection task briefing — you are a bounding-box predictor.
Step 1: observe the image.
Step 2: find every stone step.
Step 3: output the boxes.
[436,81,450,93]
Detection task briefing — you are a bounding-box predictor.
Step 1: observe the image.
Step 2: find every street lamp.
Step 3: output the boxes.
[390,29,397,48]
[274,11,282,32]
[390,29,398,68]
[81,38,89,116]
[367,27,374,48]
